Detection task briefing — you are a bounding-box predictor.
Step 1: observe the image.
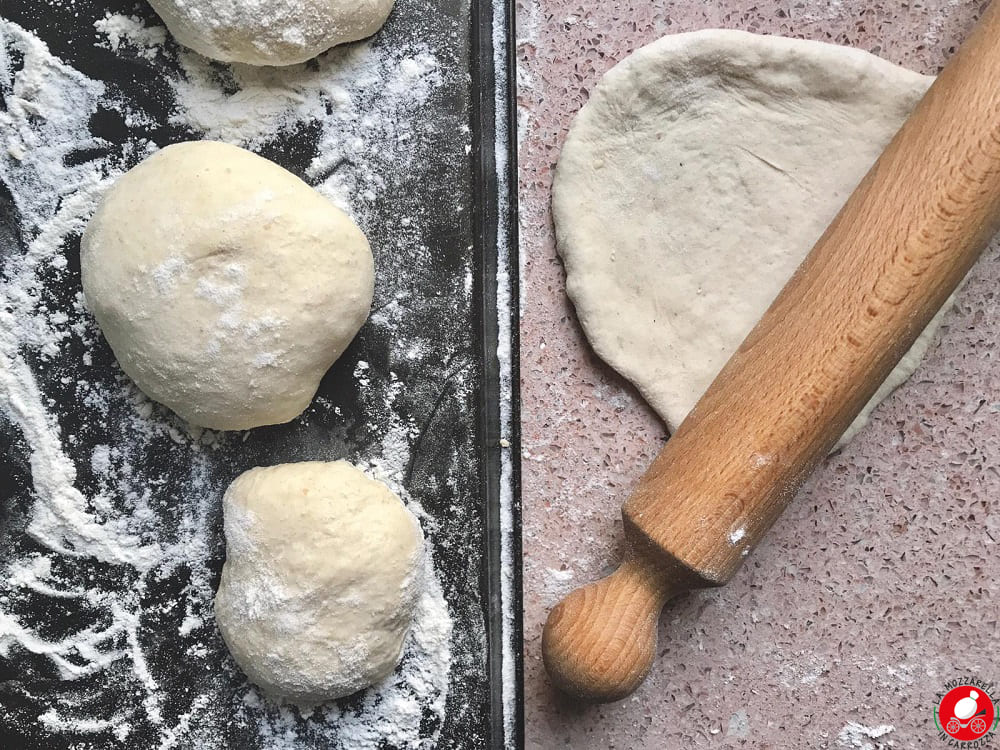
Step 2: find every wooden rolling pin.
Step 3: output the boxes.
[543,2,1000,703]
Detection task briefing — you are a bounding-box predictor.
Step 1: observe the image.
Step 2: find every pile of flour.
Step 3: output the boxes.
[0,10,461,749]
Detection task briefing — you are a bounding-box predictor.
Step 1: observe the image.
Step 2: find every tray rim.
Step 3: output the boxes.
[471,0,524,747]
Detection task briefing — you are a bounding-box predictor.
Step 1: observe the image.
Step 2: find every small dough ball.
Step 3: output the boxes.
[81,141,374,431]
[148,0,395,66]
[214,461,425,704]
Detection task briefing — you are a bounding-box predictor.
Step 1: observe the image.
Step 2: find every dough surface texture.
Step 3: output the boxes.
[553,30,950,446]
[148,0,394,66]
[81,141,374,431]
[214,461,425,704]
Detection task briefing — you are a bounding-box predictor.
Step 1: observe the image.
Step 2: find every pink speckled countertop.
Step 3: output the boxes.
[516,1,1000,747]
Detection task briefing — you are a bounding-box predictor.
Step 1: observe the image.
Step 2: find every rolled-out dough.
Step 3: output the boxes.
[553,30,951,446]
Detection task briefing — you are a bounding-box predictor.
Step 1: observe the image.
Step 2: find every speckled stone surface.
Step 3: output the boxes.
[516,1,1000,747]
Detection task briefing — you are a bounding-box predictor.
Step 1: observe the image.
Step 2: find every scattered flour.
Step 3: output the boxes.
[547,567,573,582]
[837,721,895,750]
[727,709,750,738]
[87,12,443,217]
[94,13,168,60]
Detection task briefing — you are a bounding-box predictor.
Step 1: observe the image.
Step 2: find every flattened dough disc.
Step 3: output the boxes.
[553,29,950,446]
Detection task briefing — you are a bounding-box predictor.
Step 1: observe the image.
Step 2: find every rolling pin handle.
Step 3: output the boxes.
[541,540,709,702]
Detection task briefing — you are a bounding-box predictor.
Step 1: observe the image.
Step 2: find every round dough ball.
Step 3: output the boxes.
[81,141,374,431]
[214,461,425,704]
[148,0,394,66]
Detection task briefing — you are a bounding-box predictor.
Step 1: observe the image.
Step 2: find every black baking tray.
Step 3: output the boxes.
[0,0,521,747]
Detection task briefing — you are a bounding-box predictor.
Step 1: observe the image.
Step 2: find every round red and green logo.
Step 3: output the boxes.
[936,683,997,742]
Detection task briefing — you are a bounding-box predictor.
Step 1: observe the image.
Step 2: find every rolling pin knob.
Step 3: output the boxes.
[542,558,670,702]
[542,539,709,702]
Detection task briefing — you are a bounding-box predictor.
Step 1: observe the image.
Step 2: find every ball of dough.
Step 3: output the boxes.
[81,141,374,431]
[148,0,395,66]
[214,461,425,704]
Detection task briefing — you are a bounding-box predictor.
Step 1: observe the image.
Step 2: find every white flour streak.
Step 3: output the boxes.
[0,24,105,229]
[0,24,159,569]
[1,342,160,568]
[0,605,124,680]
[37,710,121,736]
